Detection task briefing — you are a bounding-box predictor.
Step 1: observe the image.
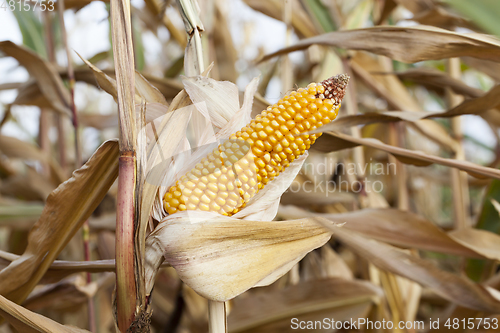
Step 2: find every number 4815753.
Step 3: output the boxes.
[444,318,498,330]
[1,0,55,11]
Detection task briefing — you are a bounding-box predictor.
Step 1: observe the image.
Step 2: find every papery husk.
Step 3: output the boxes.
[146,211,334,301]
[151,75,259,221]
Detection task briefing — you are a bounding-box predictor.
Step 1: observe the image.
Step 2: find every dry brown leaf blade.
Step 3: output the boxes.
[0,294,90,333]
[0,41,71,115]
[228,278,381,333]
[448,228,500,261]
[260,25,500,63]
[243,0,318,38]
[279,206,482,258]
[0,140,119,304]
[80,54,173,109]
[392,68,483,98]
[325,226,500,313]
[316,132,500,179]
[0,135,65,184]
[135,72,169,106]
[316,82,500,132]
[78,55,118,99]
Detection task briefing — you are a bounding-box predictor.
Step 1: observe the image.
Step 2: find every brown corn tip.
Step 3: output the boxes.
[164,74,349,216]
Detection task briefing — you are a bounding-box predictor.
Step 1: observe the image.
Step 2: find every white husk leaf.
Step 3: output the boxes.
[152,76,258,220]
[183,76,240,128]
[146,211,333,301]
[215,77,258,140]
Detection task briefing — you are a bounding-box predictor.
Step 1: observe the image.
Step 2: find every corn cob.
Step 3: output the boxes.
[163,74,349,216]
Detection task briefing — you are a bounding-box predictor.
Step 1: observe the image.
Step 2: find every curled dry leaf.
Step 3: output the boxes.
[146,211,333,301]
[0,294,90,333]
[463,56,500,82]
[314,222,500,313]
[0,41,71,116]
[24,275,99,311]
[0,202,43,229]
[412,6,475,30]
[313,131,500,179]
[0,140,119,304]
[70,67,183,100]
[0,167,55,201]
[279,206,500,260]
[260,25,500,64]
[79,114,118,130]
[79,55,173,107]
[182,76,240,128]
[228,278,381,333]
[448,228,500,261]
[322,75,500,133]
[12,80,52,109]
[243,0,319,38]
[0,135,65,184]
[392,68,483,98]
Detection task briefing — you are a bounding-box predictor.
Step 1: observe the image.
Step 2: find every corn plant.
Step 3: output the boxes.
[1,0,500,333]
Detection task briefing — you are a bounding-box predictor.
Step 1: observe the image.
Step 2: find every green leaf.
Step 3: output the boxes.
[446,0,500,36]
[133,17,145,71]
[466,179,500,281]
[12,10,47,58]
[302,0,337,32]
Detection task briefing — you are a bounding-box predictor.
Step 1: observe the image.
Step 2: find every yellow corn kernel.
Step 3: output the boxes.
[163,74,349,216]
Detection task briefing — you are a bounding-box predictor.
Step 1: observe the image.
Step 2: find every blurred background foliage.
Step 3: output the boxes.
[1,0,500,332]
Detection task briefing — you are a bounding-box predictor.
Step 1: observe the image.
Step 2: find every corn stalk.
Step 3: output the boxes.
[110,0,138,330]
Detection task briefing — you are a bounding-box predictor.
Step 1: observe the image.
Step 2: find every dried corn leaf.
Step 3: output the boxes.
[212,4,238,82]
[24,275,98,311]
[79,114,118,130]
[78,56,118,99]
[146,211,333,301]
[0,294,90,332]
[391,68,483,98]
[0,202,43,229]
[135,71,169,106]
[394,0,433,14]
[260,25,500,63]
[243,0,318,38]
[326,226,500,313]
[0,249,123,285]
[349,57,459,151]
[463,56,500,82]
[228,278,381,332]
[0,135,65,184]
[279,206,500,259]
[79,56,173,106]
[448,228,500,261]
[0,140,119,304]
[319,76,500,130]
[0,41,71,115]
[412,6,475,30]
[0,167,55,201]
[315,131,500,179]
[71,67,182,99]
[12,81,52,109]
